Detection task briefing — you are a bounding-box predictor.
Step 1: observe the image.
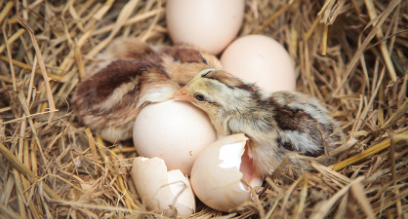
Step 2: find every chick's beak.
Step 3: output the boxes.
[173,86,193,102]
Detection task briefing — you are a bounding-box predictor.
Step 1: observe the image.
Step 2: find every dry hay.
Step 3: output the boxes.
[0,0,407,218]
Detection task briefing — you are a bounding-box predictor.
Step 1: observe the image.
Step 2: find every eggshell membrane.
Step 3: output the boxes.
[221,34,296,92]
[190,134,263,212]
[133,99,217,175]
[166,0,245,55]
[131,157,195,216]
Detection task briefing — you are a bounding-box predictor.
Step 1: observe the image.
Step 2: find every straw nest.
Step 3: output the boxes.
[0,0,407,218]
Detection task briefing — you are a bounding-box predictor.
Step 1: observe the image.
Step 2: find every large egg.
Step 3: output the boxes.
[221,35,296,92]
[166,0,245,55]
[131,157,195,216]
[133,99,217,175]
[190,134,263,212]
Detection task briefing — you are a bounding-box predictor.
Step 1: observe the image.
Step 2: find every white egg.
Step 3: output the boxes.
[166,0,245,55]
[190,134,263,212]
[221,34,296,92]
[131,157,195,216]
[133,99,217,175]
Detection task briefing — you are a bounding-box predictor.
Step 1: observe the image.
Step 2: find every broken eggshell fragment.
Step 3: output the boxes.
[190,134,263,212]
[131,157,195,216]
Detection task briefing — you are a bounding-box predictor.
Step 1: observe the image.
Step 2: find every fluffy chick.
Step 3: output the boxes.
[173,68,344,177]
[71,38,221,142]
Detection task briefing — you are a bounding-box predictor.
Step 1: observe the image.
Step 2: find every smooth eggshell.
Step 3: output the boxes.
[221,35,296,92]
[190,134,262,212]
[131,157,195,216]
[166,0,245,55]
[133,99,217,175]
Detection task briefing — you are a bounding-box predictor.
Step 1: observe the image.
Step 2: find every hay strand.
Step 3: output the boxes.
[0,55,63,81]
[0,28,25,54]
[310,177,365,219]
[17,19,57,124]
[333,0,401,95]
[333,130,408,171]
[0,0,407,218]
[0,1,14,25]
[0,202,21,219]
[0,142,61,200]
[252,1,294,34]
[364,0,398,81]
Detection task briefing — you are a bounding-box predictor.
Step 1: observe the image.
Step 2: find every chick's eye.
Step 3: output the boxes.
[194,93,205,101]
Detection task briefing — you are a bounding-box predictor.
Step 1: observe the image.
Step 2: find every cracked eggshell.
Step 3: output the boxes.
[190,134,263,212]
[133,99,217,175]
[131,157,195,216]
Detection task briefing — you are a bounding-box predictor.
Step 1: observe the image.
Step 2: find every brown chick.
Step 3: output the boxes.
[71,38,221,142]
[173,68,344,177]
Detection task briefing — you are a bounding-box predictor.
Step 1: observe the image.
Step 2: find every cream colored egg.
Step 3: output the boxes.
[133,99,217,175]
[166,0,245,55]
[190,134,263,212]
[131,157,195,216]
[221,35,296,92]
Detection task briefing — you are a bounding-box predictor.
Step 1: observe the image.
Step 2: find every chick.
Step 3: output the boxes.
[173,68,344,177]
[71,38,221,142]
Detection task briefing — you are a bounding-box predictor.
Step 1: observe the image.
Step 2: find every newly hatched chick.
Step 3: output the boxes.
[71,38,221,142]
[173,69,344,177]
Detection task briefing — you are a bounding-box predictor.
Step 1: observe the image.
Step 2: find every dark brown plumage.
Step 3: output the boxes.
[71,38,221,142]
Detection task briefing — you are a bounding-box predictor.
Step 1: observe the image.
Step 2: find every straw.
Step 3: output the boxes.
[0,0,407,218]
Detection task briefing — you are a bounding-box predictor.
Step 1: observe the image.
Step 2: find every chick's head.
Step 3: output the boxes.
[173,69,255,117]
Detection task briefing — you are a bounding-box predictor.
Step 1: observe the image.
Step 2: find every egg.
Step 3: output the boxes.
[220,34,296,92]
[133,99,217,175]
[166,0,245,55]
[131,157,195,216]
[190,134,263,212]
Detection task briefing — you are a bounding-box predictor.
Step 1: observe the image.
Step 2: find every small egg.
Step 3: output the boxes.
[133,99,217,175]
[131,157,195,216]
[220,34,296,92]
[166,0,245,55]
[190,134,263,212]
